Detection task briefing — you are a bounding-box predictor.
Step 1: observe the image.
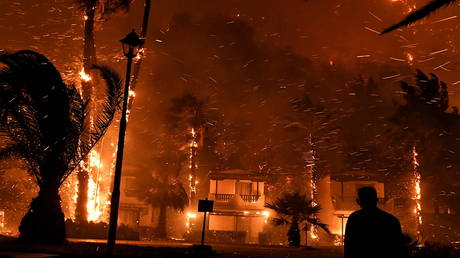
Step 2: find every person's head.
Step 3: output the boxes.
[356,186,378,209]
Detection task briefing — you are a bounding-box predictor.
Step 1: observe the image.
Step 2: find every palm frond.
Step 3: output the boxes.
[381,0,457,34]
[271,217,290,226]
[73,0,97,11]
[305,217,331,234]
[168,180,189,212]
[0,143,22,160]
[103,0,133,15]
[66,65,122,182]
[0,50,119,189]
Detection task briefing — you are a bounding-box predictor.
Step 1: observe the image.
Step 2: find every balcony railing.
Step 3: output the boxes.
[211,193,261,203]
[240,194,260,203]
[213,193,234,201]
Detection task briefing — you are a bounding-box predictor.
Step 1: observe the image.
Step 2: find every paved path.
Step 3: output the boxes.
[70,238,344,257]
[0,252,59,258]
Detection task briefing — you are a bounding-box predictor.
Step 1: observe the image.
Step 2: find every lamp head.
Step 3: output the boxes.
[120,30,144,57]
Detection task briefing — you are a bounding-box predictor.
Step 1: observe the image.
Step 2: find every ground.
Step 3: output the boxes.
[0,237,344,257]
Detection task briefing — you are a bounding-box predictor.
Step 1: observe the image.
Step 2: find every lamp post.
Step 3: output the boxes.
[107,30,144,256]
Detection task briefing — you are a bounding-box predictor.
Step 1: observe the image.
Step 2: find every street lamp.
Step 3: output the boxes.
[107,30,144,255]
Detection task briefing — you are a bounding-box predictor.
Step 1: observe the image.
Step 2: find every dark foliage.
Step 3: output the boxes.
[136,174,188,238]
[382,0,457,34]
[0,50,122,243]
[265,192,329,247]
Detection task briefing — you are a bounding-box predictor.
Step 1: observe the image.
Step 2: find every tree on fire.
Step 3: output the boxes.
[0,50,122,243]
[72,0,132,223]
[265,192,329,247]
[74,0,132,70]
[135,173,188,239]
[166,93,220,203]
[384,70,460,236]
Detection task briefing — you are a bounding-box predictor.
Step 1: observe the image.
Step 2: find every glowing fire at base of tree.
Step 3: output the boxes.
[61,149,111,223]
[185,212,197,233]
[412,146,423,240]
[308,134,319,241]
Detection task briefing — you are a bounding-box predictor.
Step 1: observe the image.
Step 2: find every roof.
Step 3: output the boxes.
[331,171,386,182]
[209,169,266,181]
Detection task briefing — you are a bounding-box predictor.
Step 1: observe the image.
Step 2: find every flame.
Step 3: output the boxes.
[134,48,145,62]
[86,150,106,222]
[390,0,417,14]
[406,52,414,65]
[129,90,136,98]
[62,149,111,223]
[185,212,197,231]
[308,133,319,240]
[0,210,5,230]
[263,211,270,223]
[412,146,423,240]
[79,68,92,82]
[189,128,198,199]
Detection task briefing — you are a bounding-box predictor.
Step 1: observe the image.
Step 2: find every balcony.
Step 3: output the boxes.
[209,193,265,211]
[211,193,261,203]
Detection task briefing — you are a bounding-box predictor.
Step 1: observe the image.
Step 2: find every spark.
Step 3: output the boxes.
[417,57,434,63]
[356,55,371,58]
[429,49,448,56]
[431,16,457,24]
[433,61,451,71]
[390,57,406,62]
[381,74,401,80]
[368,11,383,22]
[364,26,380,34]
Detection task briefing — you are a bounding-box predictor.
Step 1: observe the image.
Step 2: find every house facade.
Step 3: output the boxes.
[317,172,393,244]
[119,174,155,239]
[207,169,269,244]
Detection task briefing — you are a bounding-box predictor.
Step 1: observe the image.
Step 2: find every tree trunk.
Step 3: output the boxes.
[129,0,151,106]
[75,170,88,222]
[75,4,97,223]
[156,204,167,238]
[19,186,66,244]
[305,229,309,247]
[288,221,301,247]
[83,6,97,71]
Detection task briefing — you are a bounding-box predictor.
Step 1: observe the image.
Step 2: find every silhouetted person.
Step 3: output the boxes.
[344,186,403,258]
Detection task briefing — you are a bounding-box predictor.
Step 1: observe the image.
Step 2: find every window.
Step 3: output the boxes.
[237,182,252,195]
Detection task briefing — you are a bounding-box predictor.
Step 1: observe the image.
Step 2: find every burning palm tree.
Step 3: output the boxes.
[75,0,132,69]
[167,93,210,206]
[73,0,132,223]
[265,192,329,247]
[0,50,122,243]
[381,0,456,34]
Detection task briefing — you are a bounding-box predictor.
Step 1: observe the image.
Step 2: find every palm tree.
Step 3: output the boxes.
[381,0,456,34]
[167,93,211,205]
[73,0,132,223]
[75,0,132,70]
[265,192,329,247]
[0,50,122,243]
[137,174,188,238]
[130,0,152,102]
